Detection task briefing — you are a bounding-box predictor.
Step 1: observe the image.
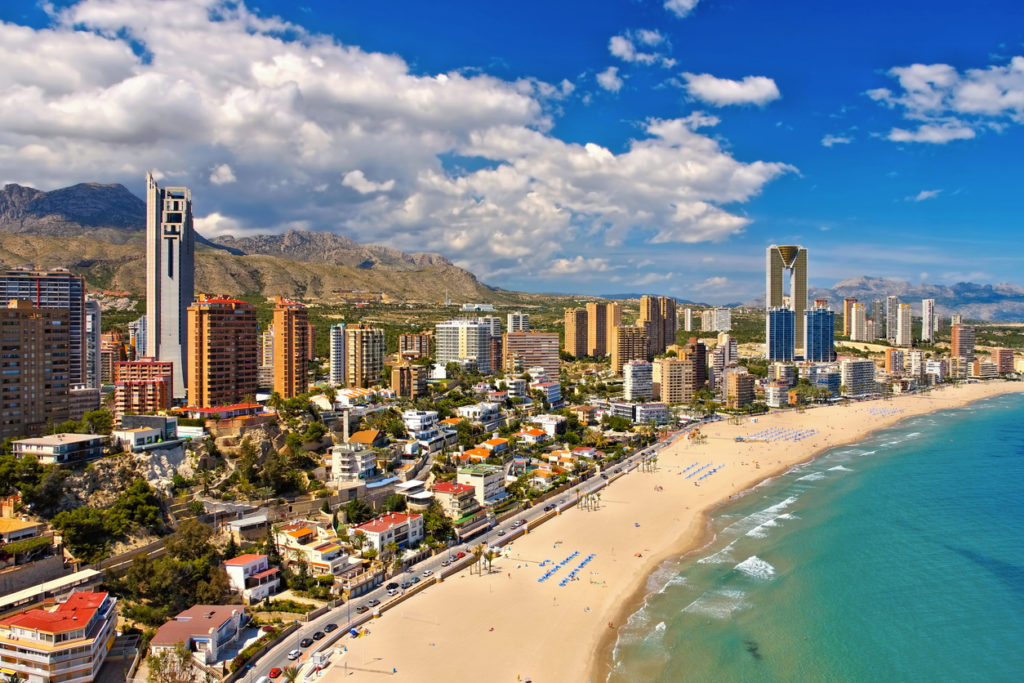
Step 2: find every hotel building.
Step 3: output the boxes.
[272,297,309,398]
[766,245,808,352]
[113,357,173,418]
[951,324,976,362]
[623,360,653,401]
[186,296,258,408]
[346,324,386,388]
[503,331,560,379]
[563,308,588,358]
[610,325,648,375]
[329,323,346,387]
[921,299,936,343]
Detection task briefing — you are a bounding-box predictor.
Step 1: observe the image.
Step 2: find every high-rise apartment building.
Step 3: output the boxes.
[610,325,648,375]
[683,308,693,332]
[585,302,620,357]
[128,316,146,359]
[272,297,309,398]
[259,327,274,367]
[871,299,885,339]
[0,301,70,440]
[885,296,900,342]
[951,313,962,326]
[991,348,1014,374]
[435,319,498,373]
[563,308,588,358]
[907,349,924,378]
[346,324,386,388]
[306,323,317,361]
[503,331,560,379]
[392,362,427,399]
[0,268,85,385]
[398,333,431,360]
[766,307,796,362]
[921,299,935,343]
[85,299,102,390]
[653,356,701,404]
[623,361,653,401]
[701,307,732,332]
[849,302,869,342]
[114,357,173,418]
[100,331,127,384]
[725,372,756,409]
[145,173,195,399]
[950,324,975,362]
[885,348,905,374]
[842,297,858,337]
[187,295,258,408]
[638,296,677,356]
[329,324,346,387]
[896,303,913,347]
[766,245,808,352]
[804,306,836,362]
[841,359,877,397]
[507,312,530,333]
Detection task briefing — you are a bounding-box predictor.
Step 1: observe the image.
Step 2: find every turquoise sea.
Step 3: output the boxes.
[607,392,1024,682]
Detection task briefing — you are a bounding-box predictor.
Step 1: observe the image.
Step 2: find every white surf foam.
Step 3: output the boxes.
[697,540,736,564]
[682,588,748,619]
[828,465,853,472]
[797,472,826,482]
[722,496,799,536]
[734,555,776,580]
[654,621,666,633]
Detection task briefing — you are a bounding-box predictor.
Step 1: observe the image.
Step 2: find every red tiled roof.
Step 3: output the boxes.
[432,481,474,495]
[349,429,382,444]
[0,592,108,634]
[351,512,422,534]
[251,567,280,580]
[223,553,265,567]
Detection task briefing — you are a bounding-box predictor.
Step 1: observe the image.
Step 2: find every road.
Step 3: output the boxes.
[245,428,687,680]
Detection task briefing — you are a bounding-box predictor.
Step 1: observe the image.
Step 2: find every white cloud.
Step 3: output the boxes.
[549,256,612,275]
[0,0,792,285]
[888,123,976,143]
[682,73,781,106]
[664,0,700,18]
[608,30,673,67]
[341,170,395,194]
[596,66,624,92]
[906,189,942,202]
[821,134,853,147]
[870,56,1024,143]
[696,276,729,290]
[209,163,236,184]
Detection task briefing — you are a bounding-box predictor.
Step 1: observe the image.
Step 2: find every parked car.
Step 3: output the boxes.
[367,599,381,607]
[324,623,338,633]
[455,551,466,559]
[385,582,399,591]
[497,530,506,536]
[400,581,412,589]
[300,638,314,648]
[312,631,324,640]
[441,559,450,567]
[410,576,420,584]
[422,569,433,577]
[600,474,608,480]
[287,649,301,661]
[268,668,282,679]
[356,605,370,614]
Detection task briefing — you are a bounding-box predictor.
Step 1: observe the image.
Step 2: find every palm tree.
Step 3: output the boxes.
[484,549,496,574]
[282,666,301,683]
[472,544,485,575]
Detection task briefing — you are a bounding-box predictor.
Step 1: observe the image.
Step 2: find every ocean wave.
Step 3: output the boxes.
[697,541,736,565]
[735,555,776,580]
[647,559,683,594]
[654,621,666,633]
[797,472,826,482]
[723,496,799,536]
[682,588,748,619]
[828,465,853,472]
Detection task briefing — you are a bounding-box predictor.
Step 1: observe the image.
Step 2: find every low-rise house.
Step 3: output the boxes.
[569,405,597,425]
[456,402,501,423]
[275,522,354,577]
[480,437,509,454]
[431,481,482,520]
[533,414,567,436]
[0,518,43,543]
[225,512,270,544]
[350,512,425,553]
[223,554,280,603]
[0,591,118,683]
[150,605,247,666]
[458,447,491,464]
[111,426,165,452]
[486,391,509,403]
[513,428,548,446]
[348,429,389,449]
[531,382,563,408]
[402,410,438,433]
[176,403,263,420]
[572,446,598,460]
[12,434,105,466]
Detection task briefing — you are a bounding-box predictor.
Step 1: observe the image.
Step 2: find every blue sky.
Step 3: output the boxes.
[1,0,1023,302]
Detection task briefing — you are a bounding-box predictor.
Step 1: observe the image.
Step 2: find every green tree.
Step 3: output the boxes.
[148,642,205,683]
[344,497,374,524]
[51,507,110,563]
[81,409,114,435]
[164,519,216,562]
[381,494,407,513]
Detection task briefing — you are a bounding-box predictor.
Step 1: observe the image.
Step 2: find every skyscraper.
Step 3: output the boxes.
[896,303,913,347]
[585,302,620,357]
[503,332,560,379]
[885,295,899,343]
[951,324,975,362]
[842,297,858,336]
[145,172,195,399]
[683,308,693,332]
[871,299,885,339]
[765,245,808,353]
[849,302,869,342]
[85,300,102,389]
[329,324,346,387]
[766,307,796,362]
[563,308,588,358]
[114,357,173,418]
[435,319,497,373]
[0,301,70,440]
[804,306,836,362]
[638,296,678,356]
[187,295,258,408]
[0,268,86,385]
[272,297,309,398]
[610,325,648,375]
[346,324,386,388]
[921,299,935,343]
[623,361,653,401]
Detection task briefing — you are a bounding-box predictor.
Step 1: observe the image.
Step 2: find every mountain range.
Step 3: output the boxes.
[1,181,1022,320]
[0,182,502,303]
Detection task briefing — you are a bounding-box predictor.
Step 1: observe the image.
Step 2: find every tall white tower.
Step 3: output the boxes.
[146,172,195,400]
[329,323,347,387]
[921,299,935,343]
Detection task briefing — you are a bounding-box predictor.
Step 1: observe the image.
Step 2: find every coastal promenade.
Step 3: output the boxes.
[316,381,1024,682]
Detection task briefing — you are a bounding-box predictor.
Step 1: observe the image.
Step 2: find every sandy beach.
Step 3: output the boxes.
[321,381,1024,683]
